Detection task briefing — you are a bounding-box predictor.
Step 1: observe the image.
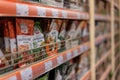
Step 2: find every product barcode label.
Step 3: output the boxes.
[20,67,33,80]
[16,4,29,16]
[52,9,58,17]
[7,76,17,80]
[73,49,78,57]
[45,61,52,72]
[37,7,46,16]
[57,56,63,65]
[62,10,67,18]
[66,52,72,60]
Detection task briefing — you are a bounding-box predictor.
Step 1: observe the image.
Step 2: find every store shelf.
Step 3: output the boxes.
[0,42,90,80]
[95,50,111,68]
[95,33,111,45]
[0,1,110,21]
[95,14,110,21]
[0,0,119,79]
[99,66,112,80]
[0,33,110,80]
[0,0,89,19]
[80,70,91,80]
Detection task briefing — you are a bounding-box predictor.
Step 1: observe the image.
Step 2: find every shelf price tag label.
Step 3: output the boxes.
[66,52,72,60]
[16,4,29,16]
[20,67,33,80]
[52,9,58,18]
[80,46,84,53]
[77,13,80,19]
[62,10,67,18]
[84,46,89,51]
[7,76,17,80]
[45,60,52,72]
[87,14,89,19]
[37,7,46,17]
[81,14,83,19]
[73,49,78,57]
[83,14,86,19]
[57,56,63,65]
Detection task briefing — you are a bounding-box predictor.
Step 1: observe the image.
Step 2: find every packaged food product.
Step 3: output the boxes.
[64,0,70,8]
[40,0,55,6]
[65,62,77,80]
[4,21,10,52]
[8,20,17,53]
[99,1,106,14]
[45,19,62,56]
[40,0,63,8]
[58,20,68,52]
[16,18,34,51]
[54,61,70,80]
[69,0,89,11]
[36,72,49,80]
[75,21,83,45]
[0,49,7,68]
[77,51,90,79]
[0,49,15,74]
[33,21,45,50]
[65,20,78,49]
[0,21,5,50]
[33,21,46,60]
[16,18,34,67]
[55,69,62,80]
[54,0,63,8]
[70,0,79,9]
[80,21,89,43]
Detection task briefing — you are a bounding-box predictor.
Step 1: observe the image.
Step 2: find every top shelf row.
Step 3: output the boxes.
[0,0,119,20]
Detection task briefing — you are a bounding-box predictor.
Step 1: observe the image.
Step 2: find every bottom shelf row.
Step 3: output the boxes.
[35,50,90,80]
[35,50,112,80]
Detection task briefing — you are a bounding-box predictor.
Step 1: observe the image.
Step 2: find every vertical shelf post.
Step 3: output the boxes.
[111,0,115,77]
[89,0,96,80]
[119,0,120,55]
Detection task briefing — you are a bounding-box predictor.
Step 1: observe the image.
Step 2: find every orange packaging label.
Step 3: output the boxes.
[16,18,34,35]
[16,18,34,51]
